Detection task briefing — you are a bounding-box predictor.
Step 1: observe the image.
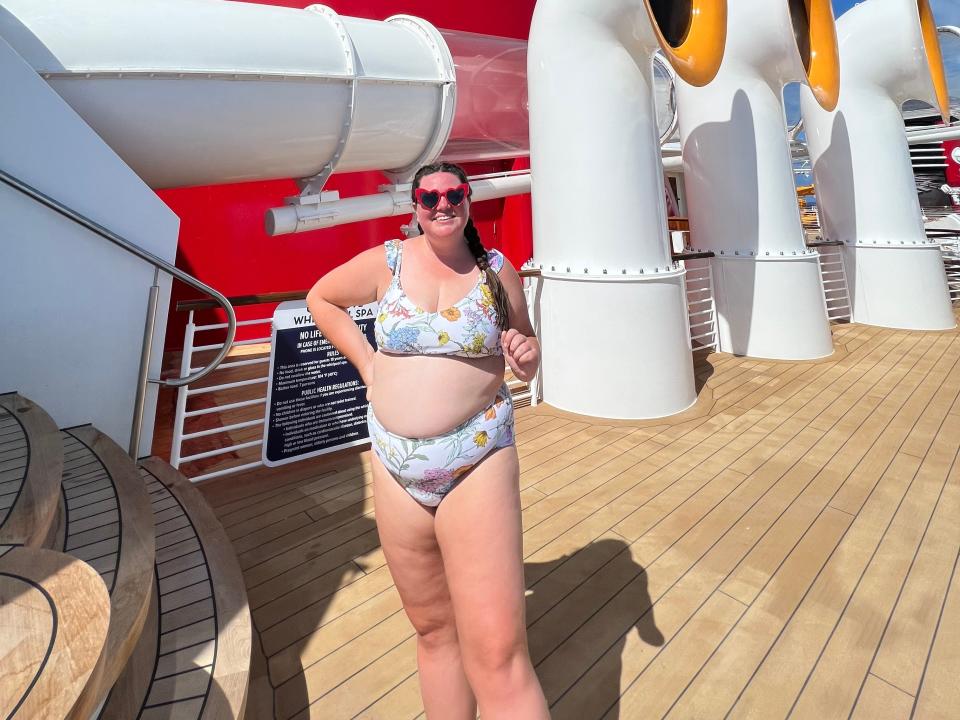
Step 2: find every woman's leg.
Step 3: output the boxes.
[370,453,476,719]
[434,446,550,719]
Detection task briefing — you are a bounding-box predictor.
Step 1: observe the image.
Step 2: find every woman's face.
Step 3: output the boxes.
[415,172,471,240]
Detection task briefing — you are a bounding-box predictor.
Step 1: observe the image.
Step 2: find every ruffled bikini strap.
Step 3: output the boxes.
[384,239,402,275]
[486,248,505,273]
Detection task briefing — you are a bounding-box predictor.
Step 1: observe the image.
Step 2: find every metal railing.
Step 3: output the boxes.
[944,243,960,305]
[171,303,274,482]
[927,228,960,305]
[171,272,543,483]
[0,168,236,457]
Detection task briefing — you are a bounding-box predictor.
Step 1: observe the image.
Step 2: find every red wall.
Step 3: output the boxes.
[944,140,960,189]
[157,0,536,349]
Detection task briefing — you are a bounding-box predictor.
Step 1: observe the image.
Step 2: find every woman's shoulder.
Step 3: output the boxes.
[340,242,399,279]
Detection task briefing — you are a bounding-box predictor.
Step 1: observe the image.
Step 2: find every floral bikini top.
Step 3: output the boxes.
[374,240,505,357]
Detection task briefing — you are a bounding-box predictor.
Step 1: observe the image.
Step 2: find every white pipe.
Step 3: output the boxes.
[907,123,960,143]
[938,25,960,40]
[265,172,531,234]
[675,0,839,360]
[662,155,684,171]
[800,0,954,330]
[528,0,726,419]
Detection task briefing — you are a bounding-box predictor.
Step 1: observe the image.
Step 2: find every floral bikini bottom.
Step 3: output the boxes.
[367,383,515,507]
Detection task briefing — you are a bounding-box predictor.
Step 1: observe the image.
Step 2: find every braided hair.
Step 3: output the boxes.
[411,162,511,330]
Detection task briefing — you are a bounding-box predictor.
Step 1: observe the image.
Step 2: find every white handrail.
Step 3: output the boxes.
[0,167,236,457]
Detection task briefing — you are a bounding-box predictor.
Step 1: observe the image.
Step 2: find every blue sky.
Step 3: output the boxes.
[784,0,960,126]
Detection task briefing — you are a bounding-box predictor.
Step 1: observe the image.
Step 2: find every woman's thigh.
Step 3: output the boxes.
[371,453,454,632]
[433,446,527,651]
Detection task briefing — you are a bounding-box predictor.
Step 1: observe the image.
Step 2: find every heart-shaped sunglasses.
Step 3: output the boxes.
[414,183,470,210]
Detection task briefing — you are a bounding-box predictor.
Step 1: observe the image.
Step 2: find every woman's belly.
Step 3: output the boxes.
[369,352,505,438]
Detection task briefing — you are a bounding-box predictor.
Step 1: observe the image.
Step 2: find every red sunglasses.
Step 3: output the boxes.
[414,183,470,210]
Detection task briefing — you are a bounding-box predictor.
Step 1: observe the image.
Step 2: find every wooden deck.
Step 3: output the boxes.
[194,319,960,719]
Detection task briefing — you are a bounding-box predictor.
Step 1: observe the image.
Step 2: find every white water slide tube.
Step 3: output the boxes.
[1,0,685,241]
[528,0,727,419]
[3,0,730,421]
[675,0,841,360]
[800,0,955,331]
[0,0,531,229]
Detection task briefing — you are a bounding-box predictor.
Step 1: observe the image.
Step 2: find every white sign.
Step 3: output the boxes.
[262,300,377,467]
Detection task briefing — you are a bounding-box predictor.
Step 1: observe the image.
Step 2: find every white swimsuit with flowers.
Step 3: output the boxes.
[367,240,515,506]
[374,239,504,356]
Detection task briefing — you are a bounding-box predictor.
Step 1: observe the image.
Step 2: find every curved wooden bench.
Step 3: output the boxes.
[0,546,110,719]
[54,425,156,718]
[100,457,251,720]
[0,393,62,547]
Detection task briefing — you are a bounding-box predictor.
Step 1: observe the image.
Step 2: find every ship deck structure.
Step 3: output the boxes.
[2,0,960,718]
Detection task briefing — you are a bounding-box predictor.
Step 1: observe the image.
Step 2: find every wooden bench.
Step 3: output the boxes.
[99,457,251,719]
[0,393,62,547]
[0,546,110,719]
[53,425,156,717]
[0,392,251,718]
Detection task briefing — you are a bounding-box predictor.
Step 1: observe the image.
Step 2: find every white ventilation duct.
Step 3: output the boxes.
[674,0,840,360]
[528,0,726,419]
[800,0,955,330]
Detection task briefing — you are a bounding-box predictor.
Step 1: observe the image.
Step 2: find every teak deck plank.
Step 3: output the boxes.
[359,672,423,720]
[525,346,906,709]
[912,526,960,720]
[849,675,914,720]
[719,334,935,605]
[791,413,960,718]
[222,466,370,537]
[728,458,929,713]
[601,590,748,720]
[664,507,853,719]
[870,422,960,695]
[264,569,399,683]
[192,319,960,719]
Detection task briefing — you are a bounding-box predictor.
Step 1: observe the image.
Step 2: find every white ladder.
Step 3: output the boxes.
[683,256,719,351]
[816,243,852,322]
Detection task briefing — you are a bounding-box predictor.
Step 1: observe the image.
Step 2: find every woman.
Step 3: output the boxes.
[306,162,549,719]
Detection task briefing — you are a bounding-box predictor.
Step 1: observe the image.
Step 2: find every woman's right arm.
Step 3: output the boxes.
[305,245,389,386]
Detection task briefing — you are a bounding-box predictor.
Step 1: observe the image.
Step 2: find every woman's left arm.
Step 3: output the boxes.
[498,261,541,383]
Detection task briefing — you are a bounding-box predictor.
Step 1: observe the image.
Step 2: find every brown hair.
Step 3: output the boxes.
[412,162,510,330]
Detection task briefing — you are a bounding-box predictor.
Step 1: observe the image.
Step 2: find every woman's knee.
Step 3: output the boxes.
[461,628,530,679]
[410,610,460,652]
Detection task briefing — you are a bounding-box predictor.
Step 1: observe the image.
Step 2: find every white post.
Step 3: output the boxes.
[527,0,726,419]
[800,0,955,330]
[675,0,840,360]
[170,311,195,469]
